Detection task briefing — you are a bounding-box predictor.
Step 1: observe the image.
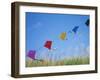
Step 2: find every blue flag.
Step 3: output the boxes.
[72,26,79,33]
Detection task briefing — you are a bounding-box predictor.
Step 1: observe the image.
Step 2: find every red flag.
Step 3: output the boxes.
[44,41,52,50]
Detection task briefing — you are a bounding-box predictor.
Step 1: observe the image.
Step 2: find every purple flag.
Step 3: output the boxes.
[27,50,36,60]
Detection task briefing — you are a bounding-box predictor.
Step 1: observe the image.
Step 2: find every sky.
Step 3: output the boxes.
[26,12,90,61]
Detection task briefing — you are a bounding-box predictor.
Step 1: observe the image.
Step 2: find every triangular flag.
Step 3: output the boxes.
[44,41,52,50]
[27,50,36,60]
[72,26,79,34]
[85,19,89,27]
[60,32,67,40]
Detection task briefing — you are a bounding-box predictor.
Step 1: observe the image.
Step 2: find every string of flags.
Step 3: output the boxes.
[27,19,89,61]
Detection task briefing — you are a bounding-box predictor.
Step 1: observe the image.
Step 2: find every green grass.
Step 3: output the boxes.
[26,56,89,67]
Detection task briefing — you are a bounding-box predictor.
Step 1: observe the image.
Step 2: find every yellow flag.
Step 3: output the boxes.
[60,32,67,40]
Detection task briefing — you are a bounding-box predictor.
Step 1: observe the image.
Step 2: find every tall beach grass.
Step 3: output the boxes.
[26,56,89,67]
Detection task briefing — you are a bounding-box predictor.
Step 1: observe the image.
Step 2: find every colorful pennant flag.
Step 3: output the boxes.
[60,32,67,40]
[44,41,52,50]
[85,19,89,27]
[72,26,79,33]
[27,50,36,60]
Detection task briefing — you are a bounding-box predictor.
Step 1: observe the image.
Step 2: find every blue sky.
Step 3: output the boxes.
[26,12,89,60]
